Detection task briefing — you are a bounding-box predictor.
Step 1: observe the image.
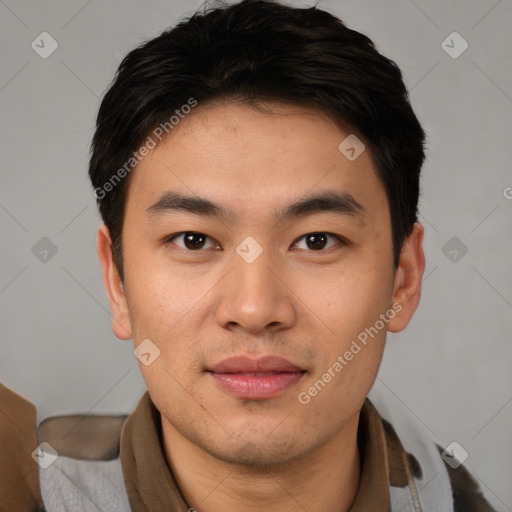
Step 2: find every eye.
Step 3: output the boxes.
[166,231,219,251]
[292,232,345,251]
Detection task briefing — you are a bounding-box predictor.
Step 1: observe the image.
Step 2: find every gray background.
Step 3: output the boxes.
[0,0,511,509]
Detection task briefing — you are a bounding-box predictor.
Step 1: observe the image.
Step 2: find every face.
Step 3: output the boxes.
[98,101,424,467]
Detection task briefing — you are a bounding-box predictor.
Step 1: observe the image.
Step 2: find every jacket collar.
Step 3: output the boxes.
[120,391,423,511]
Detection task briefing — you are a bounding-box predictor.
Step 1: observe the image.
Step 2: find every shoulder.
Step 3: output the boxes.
[0,383,44,511]
[366,393,497,512]
[36,409,129,511]
[435,445,497,512]
[38,414,127,461]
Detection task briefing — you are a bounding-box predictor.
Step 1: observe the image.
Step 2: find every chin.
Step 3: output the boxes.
[200,431,315,470]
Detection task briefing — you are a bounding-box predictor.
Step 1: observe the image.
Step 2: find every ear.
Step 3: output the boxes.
[96,224,133,340]
[387,223,425,333]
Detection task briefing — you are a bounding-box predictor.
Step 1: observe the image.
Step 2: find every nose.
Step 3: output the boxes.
[214,242,297,335]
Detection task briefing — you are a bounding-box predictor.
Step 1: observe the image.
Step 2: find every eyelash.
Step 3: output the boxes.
[164,231,347,252]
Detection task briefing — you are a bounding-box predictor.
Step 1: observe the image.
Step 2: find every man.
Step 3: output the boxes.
[0,0,496,510]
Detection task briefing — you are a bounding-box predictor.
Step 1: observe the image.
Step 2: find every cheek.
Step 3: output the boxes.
[300,259,394,399]
[124,252,196,335]
[320,266,394,338]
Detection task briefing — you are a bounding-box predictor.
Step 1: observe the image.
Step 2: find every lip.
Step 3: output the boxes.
[208,355,304,374]
[207,356,306,400]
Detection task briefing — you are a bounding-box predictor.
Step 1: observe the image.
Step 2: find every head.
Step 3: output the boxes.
[92,0,425,467]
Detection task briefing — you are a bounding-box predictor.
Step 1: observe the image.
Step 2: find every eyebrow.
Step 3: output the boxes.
[146,190,365,223]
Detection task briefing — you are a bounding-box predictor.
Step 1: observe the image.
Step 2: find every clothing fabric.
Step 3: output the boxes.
[39,456,129,512]
[0,382,497,511]
[0,384,44,512]
[117,391,451,511]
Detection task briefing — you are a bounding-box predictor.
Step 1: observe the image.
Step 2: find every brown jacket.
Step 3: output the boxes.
[0,383,496,511]
[0,384,44,511]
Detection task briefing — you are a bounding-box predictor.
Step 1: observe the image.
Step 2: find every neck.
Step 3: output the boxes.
[161,412,361,512]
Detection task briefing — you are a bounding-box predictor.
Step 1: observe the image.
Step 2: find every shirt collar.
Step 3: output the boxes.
[120,391,412,511]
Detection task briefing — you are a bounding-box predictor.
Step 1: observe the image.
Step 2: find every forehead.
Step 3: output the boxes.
[124,101,388,224]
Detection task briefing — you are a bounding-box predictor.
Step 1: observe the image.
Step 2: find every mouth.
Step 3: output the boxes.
[206,356,307,400]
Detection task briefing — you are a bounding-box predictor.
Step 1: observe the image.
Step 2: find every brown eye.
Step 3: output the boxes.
[305,233,328,250]
[167,232,217,250]
[183,232,207,249]
[293,232,343,251]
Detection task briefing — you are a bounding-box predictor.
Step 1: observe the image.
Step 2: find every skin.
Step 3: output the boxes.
[97,101,425,511]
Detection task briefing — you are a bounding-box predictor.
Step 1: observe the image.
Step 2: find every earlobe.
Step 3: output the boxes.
[96,224,133,340]
[387,223,425,333]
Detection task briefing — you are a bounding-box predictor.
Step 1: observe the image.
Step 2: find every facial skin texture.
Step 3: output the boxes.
[97,102,425,512]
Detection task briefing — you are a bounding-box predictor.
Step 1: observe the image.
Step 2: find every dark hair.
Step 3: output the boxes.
[89,0,425,282]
